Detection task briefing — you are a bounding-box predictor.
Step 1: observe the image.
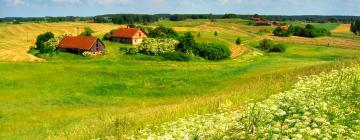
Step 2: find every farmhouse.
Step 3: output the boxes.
[111,27,147,45]
[58,36,105,55]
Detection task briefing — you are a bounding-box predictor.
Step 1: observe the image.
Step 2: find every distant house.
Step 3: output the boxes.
[58,36,105,55]
[111,26,147,45]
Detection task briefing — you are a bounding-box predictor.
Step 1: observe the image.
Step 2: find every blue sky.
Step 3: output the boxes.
[1,0,359,17]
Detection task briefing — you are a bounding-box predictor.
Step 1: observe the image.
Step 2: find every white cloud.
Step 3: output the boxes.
[51,0,81,4]
[218,0,229,5]
[4,0,25,6]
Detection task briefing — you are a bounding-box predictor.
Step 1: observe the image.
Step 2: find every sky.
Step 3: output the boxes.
[1,0,360,17]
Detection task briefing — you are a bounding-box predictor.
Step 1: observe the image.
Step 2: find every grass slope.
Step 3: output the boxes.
[0,20,359,139]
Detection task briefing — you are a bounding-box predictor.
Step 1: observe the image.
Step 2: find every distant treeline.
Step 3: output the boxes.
[1,14,359,24]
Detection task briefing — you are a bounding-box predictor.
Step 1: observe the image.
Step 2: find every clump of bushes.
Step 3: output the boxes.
[194,43,231,61]
[273,24,331,38]
[161,52,191,62]
[103,29,116,40]
[176,32,197,54]
[257,39,286,53]
[138,38,179,55]
[148,26,178,38]
[79,27,94,36]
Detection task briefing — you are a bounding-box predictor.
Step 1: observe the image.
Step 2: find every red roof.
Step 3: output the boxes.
[58,36,97,50]
[112,28,141,38]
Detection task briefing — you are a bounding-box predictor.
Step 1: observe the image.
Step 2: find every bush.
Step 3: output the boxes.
[80,27,94,36]
[257,39,273,51]
[120,45,139,55]
[36,32,55,51]
[82,51,92,57]
[272,27,291,37]
[148,26,178,38]
[277,24,331,38]
[138,38,179,55]
[176,32,197,54]
[235,37,241,45]
[195,43,231,61]
[161,52,191,62]
[269,44,286,52]
[103,29,116,40]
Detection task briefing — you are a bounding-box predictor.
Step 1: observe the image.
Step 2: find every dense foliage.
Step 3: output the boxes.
[350,20,360,35]
[102,29,116,40]
[79,27,94,36]
[148,26,178,39]
[137,38,179,55]
[35,32,55,53]
[257,39,286,53]
[235,37,241,45]
[176,32,197,54]
[161,52,191,62]
[273,24,331,38]
[95,14,159,24]
[130,66,360,139]
[194,43,231,61]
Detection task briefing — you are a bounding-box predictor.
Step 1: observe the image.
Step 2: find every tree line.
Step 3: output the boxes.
[2,14,359,24]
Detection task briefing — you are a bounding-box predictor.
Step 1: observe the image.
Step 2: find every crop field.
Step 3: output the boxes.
[0,19,360,139]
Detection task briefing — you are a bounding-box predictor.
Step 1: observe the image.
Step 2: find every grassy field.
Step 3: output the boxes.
[0,19,360,139]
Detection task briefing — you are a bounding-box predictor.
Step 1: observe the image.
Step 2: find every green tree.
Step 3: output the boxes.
[235,37,241,45]
[214,31,218,36]
[351,20,360,35]
[257,39,273,51]
[194,43,231,61]
[176,32,197,54]
[80,27,94,36]
[273,27,290,37]
[148,26,178,38]
[36,32,55,52]
[103,29,116,40]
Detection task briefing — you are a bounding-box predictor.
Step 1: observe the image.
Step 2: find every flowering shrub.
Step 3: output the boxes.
[82,51,92,57]
[138,38,179,55]
[128,66,360,139]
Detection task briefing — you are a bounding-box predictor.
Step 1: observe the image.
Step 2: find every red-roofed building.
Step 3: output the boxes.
[111,27,147,45]
[58,36,105,54]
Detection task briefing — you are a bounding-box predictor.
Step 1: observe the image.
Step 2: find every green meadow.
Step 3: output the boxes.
[0,19,360,139]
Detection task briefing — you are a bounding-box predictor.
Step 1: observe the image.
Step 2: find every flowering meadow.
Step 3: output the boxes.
[128,66,360,140]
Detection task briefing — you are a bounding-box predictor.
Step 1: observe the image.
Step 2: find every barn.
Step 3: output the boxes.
[58,36,105,55]
[111,27,147,45]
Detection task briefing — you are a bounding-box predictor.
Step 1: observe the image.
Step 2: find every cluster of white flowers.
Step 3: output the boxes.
[128,66,360,140]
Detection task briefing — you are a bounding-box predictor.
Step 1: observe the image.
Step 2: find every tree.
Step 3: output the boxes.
[214,31,218,36]
[235,37,241,45]
[80,27,94,36]
[273,27,291,37]
[103,29,116,40]
[351,20,360,35]
[36,32,55,52]
[148,26,178,38]
[176,32,197,54]
[257,39,273,51]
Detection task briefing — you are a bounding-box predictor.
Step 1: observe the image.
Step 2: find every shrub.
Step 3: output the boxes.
[120,45,139,55]
[269,44,286,52]
[195,43,231,61]
[36,32,55,51]
[257,39,273,51]
[138,38,179,55]
[82,51,92,57]
[80,27,94,36]
[214,31,218,36]
[148,26,178,38]
[272,27,291,37]
[278,24,331,38]
[161,52,191,62]
[176,32,197,54]
[103,29,117,40]
[235,37,241,45]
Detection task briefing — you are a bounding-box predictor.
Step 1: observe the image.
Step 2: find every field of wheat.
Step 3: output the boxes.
[0,22,119,61]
